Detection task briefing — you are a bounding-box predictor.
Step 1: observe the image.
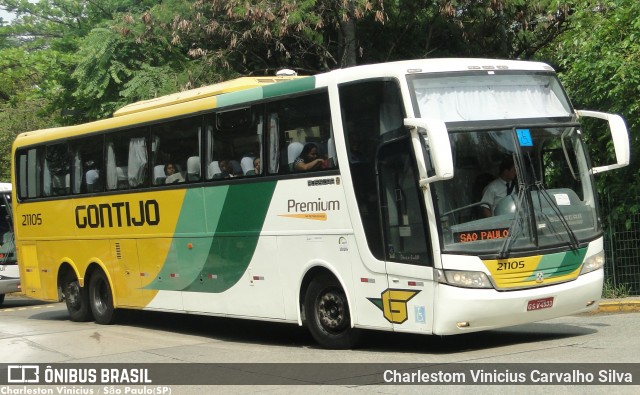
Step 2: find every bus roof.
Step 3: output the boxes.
[113,76,302,117]
[13,58,558,147]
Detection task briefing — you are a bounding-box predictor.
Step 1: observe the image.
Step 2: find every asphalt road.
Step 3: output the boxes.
[0,295,638,394]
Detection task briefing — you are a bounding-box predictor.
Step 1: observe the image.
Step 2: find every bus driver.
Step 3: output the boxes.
[480,157,517,217]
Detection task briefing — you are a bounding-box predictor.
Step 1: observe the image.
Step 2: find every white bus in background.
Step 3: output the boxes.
[0,182,19,306]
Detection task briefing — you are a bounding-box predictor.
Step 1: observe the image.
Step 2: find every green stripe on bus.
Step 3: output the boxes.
[262,77,316,98]
[185,181,277,292]
[217,88,264,108]
[146,182,277,293]
[525,248,586,281]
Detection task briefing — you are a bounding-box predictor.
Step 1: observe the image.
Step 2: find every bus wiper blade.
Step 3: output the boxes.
[533,181,580,251]
[497,183,527,259]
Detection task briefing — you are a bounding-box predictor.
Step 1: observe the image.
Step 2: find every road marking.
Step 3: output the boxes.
[0,304,58,312]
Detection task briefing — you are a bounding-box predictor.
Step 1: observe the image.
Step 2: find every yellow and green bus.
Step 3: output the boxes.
[12,59,629,348]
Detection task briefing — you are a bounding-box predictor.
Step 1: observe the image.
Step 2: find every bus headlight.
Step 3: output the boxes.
[438,269,493,289]
[580,251,605,275]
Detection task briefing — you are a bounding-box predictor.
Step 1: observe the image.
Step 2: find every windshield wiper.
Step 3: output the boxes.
[532,181,580,251]
[497,182,527,259]
[524,152,580,251]
[497,151,531,259]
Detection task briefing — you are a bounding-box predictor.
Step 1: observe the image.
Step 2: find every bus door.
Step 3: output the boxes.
[376,135,436,333]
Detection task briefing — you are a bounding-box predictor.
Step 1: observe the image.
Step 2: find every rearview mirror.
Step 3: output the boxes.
[404,118,454,185]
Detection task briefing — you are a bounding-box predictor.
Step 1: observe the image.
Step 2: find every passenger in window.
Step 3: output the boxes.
[245,158,260,175]
[85,160,100,191]
[164,163,184,184]
[294,143,325,171]
[215,160,240,178]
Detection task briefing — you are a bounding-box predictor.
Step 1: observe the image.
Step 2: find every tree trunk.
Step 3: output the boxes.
[339,18,357,68]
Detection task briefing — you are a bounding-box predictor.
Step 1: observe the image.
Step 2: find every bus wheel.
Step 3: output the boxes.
[63,273,93,322]
[304,274,360,349]
[88,270,118,325]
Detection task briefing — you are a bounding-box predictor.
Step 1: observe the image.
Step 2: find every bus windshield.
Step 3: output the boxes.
[407,71,599,256]
[431,125,598,255]
[409,71,572,122]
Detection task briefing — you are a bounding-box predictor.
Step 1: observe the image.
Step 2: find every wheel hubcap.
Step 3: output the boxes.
[94,280,108,315]
[318,291,345,331]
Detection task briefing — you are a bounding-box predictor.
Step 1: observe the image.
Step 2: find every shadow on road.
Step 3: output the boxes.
[114,308,597,354]
[0,295,54,309]
[13,295,599,354]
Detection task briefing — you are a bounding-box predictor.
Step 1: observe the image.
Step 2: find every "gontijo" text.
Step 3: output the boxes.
[75,200,160,228]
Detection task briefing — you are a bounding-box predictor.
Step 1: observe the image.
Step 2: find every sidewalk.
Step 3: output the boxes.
[597,297,640,313]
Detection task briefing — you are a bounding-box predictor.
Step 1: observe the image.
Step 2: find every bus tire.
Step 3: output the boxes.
[88,269,118,325]
[63,273,93,322]
[304,274,360,349]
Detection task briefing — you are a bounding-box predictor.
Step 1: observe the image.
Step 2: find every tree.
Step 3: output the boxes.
[0,0,583,125]
[0,0,168,122]
[359,0,573,62]
[541,0,640,223]
[117,0,385,75]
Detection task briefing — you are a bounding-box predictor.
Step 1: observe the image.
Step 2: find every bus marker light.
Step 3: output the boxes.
[207,274,217,279]
[586,300,596,307]
[360,278,375,283]
[252,276,264,281]
[140,272,148,277]
[170,273,180,278]
[457,321,470,328]
[408,281,424,287]
[187,243,193,249]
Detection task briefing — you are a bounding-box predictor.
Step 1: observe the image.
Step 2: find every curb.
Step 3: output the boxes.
[597,299,640,313]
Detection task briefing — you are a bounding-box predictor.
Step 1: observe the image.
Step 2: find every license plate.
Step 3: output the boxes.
[527,297,554,311]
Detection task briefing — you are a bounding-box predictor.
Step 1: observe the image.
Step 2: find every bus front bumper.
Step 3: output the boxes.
[0,277,21,295]
[432,269,603,335]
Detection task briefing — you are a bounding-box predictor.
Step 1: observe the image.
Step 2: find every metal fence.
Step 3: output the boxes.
[604,212,640,296]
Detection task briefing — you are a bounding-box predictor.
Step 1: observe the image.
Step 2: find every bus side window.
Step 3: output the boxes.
[105,128,148,190]
[205,107,260,180]
[151,116,201,185]
[43,143,70,197]
[266,90,332,175]
[70,135,104,194]
[16,148,42,199]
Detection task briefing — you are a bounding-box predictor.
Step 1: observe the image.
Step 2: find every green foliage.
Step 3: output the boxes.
[70,23,189,120]
[361,0,572,62]
[602,279,631,299]
[134,0,386,74]
[0,98,57,182]
[541,0,640,222]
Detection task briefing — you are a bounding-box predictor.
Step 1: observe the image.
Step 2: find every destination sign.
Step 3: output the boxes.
[453,228,510,243]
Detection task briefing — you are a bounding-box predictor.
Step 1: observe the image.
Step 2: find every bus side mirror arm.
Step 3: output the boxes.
[404,118,454,184]
[576,110,630,174]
